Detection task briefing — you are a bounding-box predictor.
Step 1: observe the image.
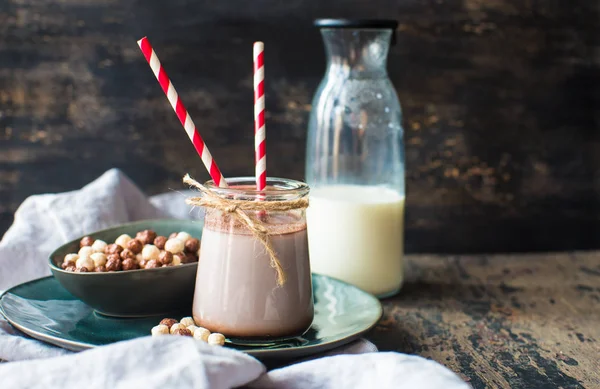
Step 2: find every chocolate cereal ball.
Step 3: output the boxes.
[181,253,198,264]
[158,251,173,265]
[94,265,107,273]
[153,236,167,250]
[135,230,157,245]
[120,248,136,261]
[127,239,143,254]
[184,238,200,254]
[173,328,192,336]
[121,258,137,271]
[80,236,95,248]
[105,255,122,271]
[105,243,123,256]
[159,318,178,329]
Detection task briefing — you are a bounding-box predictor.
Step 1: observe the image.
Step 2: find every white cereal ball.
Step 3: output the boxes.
[207,333,225,346]
[115,234,132,248]
[135,253,144,264]
[170,323,186,334]
[91,239,107,253]
[180,317,196,327]
[76,256,94,270]
[179,316,196,327]
[63,253,79,265]
[90,252,107,267]
[142,245,160,261]
[176,232,192,242]
[78,246,94,259]
[172,255,182,266]
[193,327,211,342]
[164,238,185,254]
[151,324,170,336]
[186,325,198,336]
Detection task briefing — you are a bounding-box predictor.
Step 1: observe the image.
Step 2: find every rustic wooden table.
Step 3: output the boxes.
[367,252,600,389]
[1,252,598,388]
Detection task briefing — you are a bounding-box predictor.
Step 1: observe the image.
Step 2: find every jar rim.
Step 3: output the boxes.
[204,177,309,199]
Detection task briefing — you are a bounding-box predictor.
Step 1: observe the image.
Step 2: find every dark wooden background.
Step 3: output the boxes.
[0,0,598,253]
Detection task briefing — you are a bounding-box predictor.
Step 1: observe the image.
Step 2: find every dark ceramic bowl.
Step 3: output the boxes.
[48,219,202,317]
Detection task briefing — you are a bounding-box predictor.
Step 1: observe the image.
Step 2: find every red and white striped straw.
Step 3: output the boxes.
[137,36,228,188]
[253,41,267,192]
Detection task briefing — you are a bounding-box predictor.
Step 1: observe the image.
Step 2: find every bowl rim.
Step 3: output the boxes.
[48,218,202,276]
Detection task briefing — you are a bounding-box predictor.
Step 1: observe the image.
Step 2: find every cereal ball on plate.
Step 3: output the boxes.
[180,317,195,327]
[76,267,89,273]
[115,234,132,248]
[164,238,185,254]
[145,260,159,269]
[169,232,178,239]
[207,333,226,346]
[91,239,107,253]
[173,328,192,336]
[94,265,107,273]
[193,327,211,342]
[65,265,76,272]
[79,236,95,248]
[170,323,186,334]
[186,325,199,336]
[159,318,178,329]
[151,324,170,336]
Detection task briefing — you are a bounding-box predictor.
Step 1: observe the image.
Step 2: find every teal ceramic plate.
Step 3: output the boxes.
[0,274,382,359]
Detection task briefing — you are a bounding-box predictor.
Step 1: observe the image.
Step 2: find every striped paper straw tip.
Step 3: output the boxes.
[137,36,228,188]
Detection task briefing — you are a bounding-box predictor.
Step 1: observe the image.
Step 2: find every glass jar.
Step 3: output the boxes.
[305,19,405,298]
[192,177,313,340]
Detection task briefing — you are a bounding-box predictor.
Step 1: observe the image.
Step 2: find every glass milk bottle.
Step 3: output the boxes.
[306,19,405,298]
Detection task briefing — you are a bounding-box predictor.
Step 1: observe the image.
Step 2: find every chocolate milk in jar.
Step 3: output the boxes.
[191,177,313,340]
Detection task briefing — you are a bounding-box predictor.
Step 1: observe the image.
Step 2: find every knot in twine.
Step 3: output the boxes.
[183,174,309,286]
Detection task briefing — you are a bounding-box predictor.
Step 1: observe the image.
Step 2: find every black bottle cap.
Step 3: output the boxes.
[314,19,398,45]
[314,19,398,29]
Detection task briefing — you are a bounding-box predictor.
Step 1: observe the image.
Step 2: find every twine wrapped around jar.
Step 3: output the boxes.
[183,174,309,286]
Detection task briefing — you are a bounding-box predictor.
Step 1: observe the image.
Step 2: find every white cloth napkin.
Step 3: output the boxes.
[0,169,469,388]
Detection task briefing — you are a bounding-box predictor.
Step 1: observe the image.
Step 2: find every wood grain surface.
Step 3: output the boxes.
[0,1,598,253]
[4,251,596,389]
[369,252,600,388]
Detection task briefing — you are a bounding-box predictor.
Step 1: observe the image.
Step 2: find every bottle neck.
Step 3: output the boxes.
[321,28,392,79]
